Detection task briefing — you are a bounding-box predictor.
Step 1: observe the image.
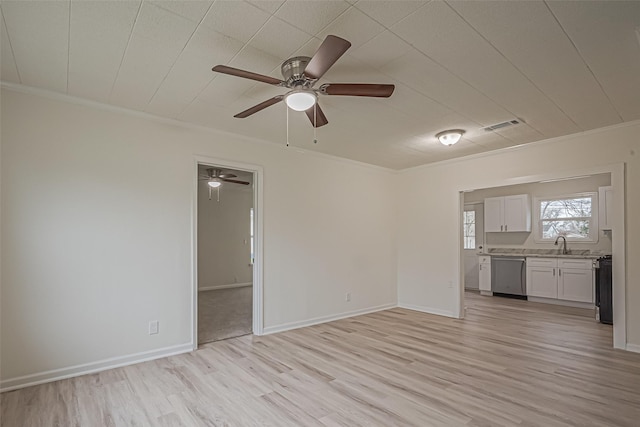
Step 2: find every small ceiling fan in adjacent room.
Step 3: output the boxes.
[199,168,250,202]
[211,35,395,128]
[199,168,250,188]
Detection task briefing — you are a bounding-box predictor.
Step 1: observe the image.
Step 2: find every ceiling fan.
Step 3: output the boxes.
[199,168,250,188]
[212,35,395,128]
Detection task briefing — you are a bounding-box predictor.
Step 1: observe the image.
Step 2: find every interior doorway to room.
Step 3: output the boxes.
[463,203,484,290]
[197,164,254,345]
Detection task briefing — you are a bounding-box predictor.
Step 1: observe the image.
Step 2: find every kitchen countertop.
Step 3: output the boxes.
[483,248,609,259]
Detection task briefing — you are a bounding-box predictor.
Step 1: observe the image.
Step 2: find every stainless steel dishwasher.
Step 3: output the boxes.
[491,256,527,299]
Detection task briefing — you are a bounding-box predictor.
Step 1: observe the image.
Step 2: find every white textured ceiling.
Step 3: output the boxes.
[1,0,639,169]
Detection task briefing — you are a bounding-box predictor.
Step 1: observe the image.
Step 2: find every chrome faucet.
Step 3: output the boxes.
[554,235,568,255]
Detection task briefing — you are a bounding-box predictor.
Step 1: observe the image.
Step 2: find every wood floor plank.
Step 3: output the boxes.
[2,292,640,426]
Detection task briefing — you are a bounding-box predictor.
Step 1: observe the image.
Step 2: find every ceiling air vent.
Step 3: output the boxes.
[483,119,520,132]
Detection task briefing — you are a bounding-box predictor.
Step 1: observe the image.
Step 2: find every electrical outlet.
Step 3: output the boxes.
[149,320,159,335]
[346,292,351,302]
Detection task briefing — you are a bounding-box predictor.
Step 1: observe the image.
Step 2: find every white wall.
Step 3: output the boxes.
[198,177,253,290]
[3,85,638,390]
[397,121,639,348]
[0,88,398,387]
[464,174,613,254]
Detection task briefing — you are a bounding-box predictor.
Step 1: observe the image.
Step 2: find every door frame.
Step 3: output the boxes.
[456,163,626,350]
[192,156,264,349]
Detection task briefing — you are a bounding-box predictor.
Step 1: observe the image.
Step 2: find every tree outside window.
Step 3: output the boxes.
[535,193,598,242]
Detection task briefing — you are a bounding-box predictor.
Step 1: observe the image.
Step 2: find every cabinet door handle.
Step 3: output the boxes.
[505,224,508,231]
[559,268,562,276]
[553,268,555,276]
[501,225,504,232]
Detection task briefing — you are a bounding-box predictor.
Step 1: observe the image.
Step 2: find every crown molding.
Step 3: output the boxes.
[1,81,396,174]
[399,118,640,174]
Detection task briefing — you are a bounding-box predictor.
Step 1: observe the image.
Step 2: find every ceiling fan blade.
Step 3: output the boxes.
[218,173,237,179]
[221,178,251,185]
[304,35,351,80]
[234,96,284,118]
[212,65,284,86]
[305,104,328,128]
[320,83,395,97]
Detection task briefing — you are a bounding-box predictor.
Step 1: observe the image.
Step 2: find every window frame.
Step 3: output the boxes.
[533,192,599,243]
[463,209,476,250]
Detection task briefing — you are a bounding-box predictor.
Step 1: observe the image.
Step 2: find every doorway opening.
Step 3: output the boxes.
[195,162,258,345]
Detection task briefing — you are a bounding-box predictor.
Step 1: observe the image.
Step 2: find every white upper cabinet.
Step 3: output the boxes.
[504,195,531,232]
[599,186,613,231]
[484,194,531,232]
[484,198,504,232]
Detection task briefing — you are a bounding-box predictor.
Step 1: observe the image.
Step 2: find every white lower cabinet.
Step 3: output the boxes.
[527,266,558,298]
[479,255,491,293]
[526,257,594,304]
[558,259,594,303]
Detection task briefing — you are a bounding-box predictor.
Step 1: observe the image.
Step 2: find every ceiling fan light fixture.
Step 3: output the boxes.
[436,129,465,146]
[208,179,222,188]
[285,90,317,111]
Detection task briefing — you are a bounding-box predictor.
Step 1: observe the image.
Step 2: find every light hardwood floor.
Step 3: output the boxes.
[2,293,639,426]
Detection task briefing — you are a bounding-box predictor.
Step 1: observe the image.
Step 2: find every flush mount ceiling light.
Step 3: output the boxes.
[285,89,317,111]
[436,129,465,146]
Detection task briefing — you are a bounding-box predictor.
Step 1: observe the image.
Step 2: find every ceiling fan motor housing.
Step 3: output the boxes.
[281,56,312,87]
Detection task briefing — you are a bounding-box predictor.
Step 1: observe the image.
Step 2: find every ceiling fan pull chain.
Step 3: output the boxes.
[313,103,317,144]
[286,103,290,147]
[217,187,220,202]
[208,186,212,201]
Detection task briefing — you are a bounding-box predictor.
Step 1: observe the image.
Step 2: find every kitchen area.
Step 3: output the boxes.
[464,173,613,325]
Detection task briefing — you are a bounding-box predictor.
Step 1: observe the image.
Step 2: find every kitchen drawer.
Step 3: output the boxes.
[558,259,593,270]
[526,257,557,268]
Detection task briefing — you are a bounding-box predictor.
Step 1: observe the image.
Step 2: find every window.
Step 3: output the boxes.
[463,210,476,249]
[534,193,598,242]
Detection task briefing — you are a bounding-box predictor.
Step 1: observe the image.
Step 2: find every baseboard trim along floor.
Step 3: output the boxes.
[397,303,455,318]
[0,343,193,392]
[626,343,640,353]
[198,282,252,291]
[262,303,397,335]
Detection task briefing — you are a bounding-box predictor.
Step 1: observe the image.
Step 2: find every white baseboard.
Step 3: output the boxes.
[0,343,193,393]
[199,282,252,291]
[626,343,640,353]
[261,303,396,335]
[527,296,595,309]
[397,303,455,318]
